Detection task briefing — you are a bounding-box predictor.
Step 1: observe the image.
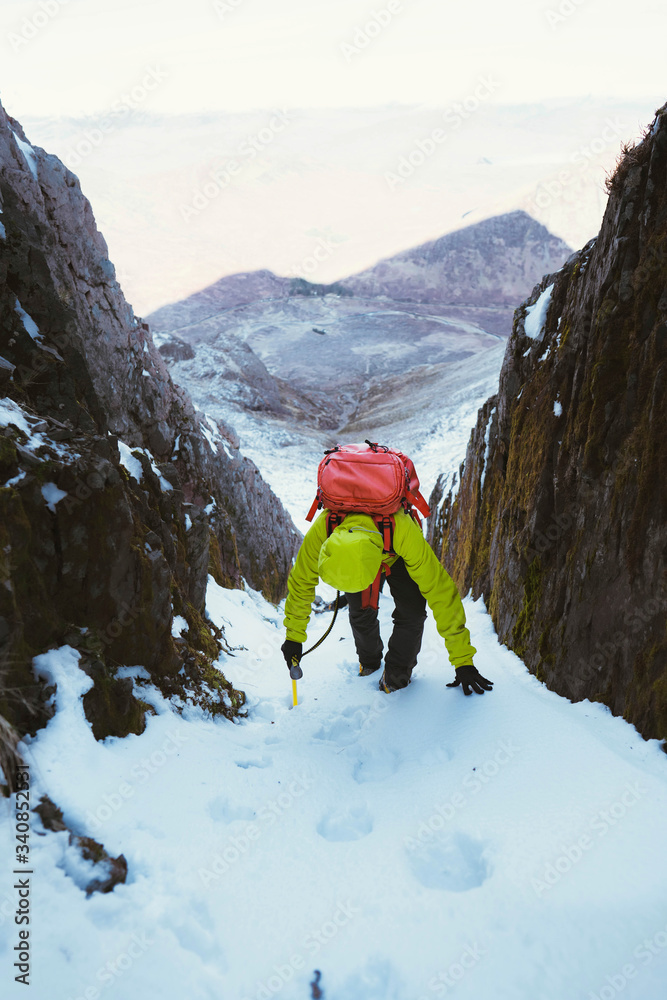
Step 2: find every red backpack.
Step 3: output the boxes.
[306,441,431,607]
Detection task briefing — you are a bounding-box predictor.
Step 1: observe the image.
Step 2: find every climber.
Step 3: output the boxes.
[280,508,493,695]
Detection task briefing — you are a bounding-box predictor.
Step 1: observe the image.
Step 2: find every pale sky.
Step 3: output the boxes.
[0,0,665,118]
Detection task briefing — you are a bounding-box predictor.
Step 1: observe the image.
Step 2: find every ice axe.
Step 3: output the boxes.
[290,659,302,707]
[288,592,340,708]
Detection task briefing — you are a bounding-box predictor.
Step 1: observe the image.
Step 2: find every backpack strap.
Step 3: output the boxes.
[405,489,431,519]
[361,572,383,610]
[306,496,321,522]
[325,511,344,536]
[374,514,395,555]
[359,514,395,609]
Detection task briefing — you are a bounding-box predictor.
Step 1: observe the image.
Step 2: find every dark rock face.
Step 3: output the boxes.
[429,105,667,743]
[0,101,300,741]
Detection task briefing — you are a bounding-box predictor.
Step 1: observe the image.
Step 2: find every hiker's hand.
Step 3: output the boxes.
[281,640,303,679]
[447,664,493,695]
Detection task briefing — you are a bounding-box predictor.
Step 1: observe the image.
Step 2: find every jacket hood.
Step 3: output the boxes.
[317,513,384,592]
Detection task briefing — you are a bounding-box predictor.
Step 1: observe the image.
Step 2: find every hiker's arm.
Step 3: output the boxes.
[394,515,477,668]
[283,513,327,643]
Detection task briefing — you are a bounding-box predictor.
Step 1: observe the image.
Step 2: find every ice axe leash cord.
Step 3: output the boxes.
[290,592,341,706]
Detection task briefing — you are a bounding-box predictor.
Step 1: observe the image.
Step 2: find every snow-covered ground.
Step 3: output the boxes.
[2,579,666,1000]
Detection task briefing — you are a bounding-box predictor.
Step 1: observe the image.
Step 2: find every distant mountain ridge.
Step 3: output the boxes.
[147,211,571,431]
[149,211,571,329]
[342,211,571,306]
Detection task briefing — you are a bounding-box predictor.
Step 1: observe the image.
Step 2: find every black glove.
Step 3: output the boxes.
[447,664,493,695]
[281,640,303,679]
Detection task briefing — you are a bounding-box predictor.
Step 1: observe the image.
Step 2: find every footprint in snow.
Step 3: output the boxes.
[352,747,400,783]
[419,743,454,768]
[313,706,369,746]
[235,755,272,769]
[317,804,373,841]
[406,831,489,891]
[207,797,256,823]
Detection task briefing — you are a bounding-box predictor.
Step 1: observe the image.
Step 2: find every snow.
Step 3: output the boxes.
[524,283,554,340]
[4,584,667,999]
[201,414,233,459]
[41,482,68,512]
[10,128,39,181]
[171,615,188,638]
[479,406,496,492]
[0,399,77,470]
[14,299,41,341]
[118,440,144,481]
[150,461,173,493]
[554,400,563,417]
[118,441,173,491]
[4,471,26,488]
[0,397,32,435]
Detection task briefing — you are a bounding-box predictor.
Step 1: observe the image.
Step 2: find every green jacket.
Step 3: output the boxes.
[283,510,476,667]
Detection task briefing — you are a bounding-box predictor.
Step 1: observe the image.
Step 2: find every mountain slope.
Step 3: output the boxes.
[341,210,571,307]
[428,103,667,743]
[147,212,571,433]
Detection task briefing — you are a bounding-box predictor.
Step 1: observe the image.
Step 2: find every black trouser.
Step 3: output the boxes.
[345,558,427,688]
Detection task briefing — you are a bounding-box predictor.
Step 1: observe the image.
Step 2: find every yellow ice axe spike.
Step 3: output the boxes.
[287,592,340,709]
[290,656,302,707]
